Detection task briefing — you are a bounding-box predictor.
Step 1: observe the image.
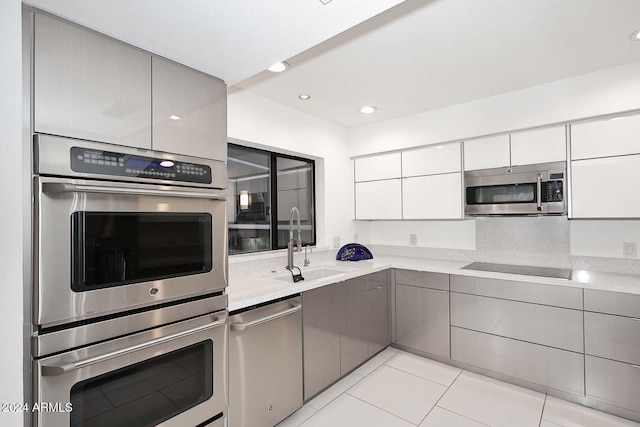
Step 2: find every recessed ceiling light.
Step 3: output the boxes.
[267,62,289,72]
[360,106,377,114]
[629,29,640,41]
[169,115,180,120]
[298,94,311,100]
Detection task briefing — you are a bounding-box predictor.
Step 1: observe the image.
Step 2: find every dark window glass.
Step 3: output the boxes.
[70,341,213,427]
[276,156,315,249]
[228,143,316,254]
[467,183,536,205]
[72,212,212,291]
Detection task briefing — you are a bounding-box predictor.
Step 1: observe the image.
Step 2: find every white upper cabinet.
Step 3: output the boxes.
[402,173,462,219]
[572,155,640,218]
[510,126,566,165]
[354,152,401,182]
[355,179,402,220]
[463,135,510,171]
[152,57,227,160]
[402,143,461,177]
[34,14,152,149]
[571,114,640,160]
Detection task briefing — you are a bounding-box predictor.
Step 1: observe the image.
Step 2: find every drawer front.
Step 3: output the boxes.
[451,275,582,309]
[584,289,640,318]
[451,327,584,395]
[395,285,450,358]
[451,293,583,352]
[585,312,640,365]
[586,355,640,414]
[395,270,449,291]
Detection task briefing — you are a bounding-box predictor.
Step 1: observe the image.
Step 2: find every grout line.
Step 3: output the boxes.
[416,369,464,426]
[347,393,421,426]
[431,406,491,427]
[307,372,367,411]
[538,394,548,427]
[382,362,459,389]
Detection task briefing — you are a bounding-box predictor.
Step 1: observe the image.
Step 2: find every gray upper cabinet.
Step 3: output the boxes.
[152,57,227,160]
[34,14,152,148]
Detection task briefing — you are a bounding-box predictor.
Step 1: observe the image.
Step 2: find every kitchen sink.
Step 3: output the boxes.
[275,267,349,282]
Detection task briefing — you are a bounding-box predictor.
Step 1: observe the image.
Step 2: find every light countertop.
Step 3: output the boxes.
[227,254,640,311]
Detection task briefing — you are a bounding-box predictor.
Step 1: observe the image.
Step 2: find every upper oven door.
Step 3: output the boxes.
[34,176,227,328]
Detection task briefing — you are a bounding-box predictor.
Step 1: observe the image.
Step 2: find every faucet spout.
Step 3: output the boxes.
[287,207,302,270]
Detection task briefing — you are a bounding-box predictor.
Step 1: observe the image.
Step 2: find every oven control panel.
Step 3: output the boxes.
[70,147,212,184]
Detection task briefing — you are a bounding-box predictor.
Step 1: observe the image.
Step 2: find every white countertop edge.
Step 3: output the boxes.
[227,255,640,311]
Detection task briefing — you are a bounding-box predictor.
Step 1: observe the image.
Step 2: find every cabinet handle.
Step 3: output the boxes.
[230,303,302,331]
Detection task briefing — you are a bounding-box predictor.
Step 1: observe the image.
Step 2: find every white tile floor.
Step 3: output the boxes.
[277,347,640,427]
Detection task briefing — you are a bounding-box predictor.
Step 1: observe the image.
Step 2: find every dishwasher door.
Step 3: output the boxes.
[229,296,303,427]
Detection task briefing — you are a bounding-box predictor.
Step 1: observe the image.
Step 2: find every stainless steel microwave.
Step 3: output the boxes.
[464,161,567,216]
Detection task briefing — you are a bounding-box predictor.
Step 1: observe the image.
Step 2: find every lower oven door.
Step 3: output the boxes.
[35,176,228,327]
[33,311,228,427]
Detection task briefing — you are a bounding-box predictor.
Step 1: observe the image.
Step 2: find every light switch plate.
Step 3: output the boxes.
[333,236,340,248]
[409,234,417,246]
[623,242,637,258]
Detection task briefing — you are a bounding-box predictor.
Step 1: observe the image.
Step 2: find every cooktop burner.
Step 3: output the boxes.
[462,262,572,280]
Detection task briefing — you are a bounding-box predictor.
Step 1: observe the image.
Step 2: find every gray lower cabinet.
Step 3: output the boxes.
[450,292,583,353]
[395,270,450,358]
[585,355,640,415]
[152,57,227,160]
[34,13,152,148]
[304,272,390,400]
[303,283,342,400]
[451,327,584,394]
[584,289,640,418]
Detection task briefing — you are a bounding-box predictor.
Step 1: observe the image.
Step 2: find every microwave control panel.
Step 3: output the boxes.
[70,147,212,184]
[545,180,564,202]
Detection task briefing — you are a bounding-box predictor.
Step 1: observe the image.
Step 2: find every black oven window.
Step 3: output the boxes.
[467,183,536,205]
[72,212,212,291]
[70,341,213,427]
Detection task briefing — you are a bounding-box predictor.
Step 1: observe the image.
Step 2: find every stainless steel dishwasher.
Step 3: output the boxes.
[229,295,303,427]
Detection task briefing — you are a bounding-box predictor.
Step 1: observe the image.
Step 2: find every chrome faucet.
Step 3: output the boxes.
[287,207,302,270]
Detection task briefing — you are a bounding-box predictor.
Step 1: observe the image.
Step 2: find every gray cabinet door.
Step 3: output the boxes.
[341,277,369,375]
[395,284,450,358]
[34,14,151,148]
[367,283,390,357]
[303,283,342,400]
[152,57,227,160]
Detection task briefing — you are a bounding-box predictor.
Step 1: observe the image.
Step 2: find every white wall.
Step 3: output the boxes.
[354,220,475,250]
[228,89,353,248]
[349,60,640,259]
[0,0,25,425]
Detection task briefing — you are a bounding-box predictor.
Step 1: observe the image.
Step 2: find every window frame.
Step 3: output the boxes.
[228,142,317,254]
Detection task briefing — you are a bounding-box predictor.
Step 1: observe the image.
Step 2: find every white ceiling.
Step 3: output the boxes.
[236,0,640,127]
[24,0,640,128]
[23,0,405,85]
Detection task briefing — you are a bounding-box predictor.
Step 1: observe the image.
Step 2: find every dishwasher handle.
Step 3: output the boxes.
[230,302,302,331]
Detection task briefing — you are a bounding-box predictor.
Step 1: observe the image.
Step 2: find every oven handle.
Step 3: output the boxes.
[536,174,543,211]
[42,182,225,200]
[230,302,302,331]
[40,315,225,377]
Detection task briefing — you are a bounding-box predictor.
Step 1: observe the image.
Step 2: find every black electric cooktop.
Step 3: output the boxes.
[462,262,572,280]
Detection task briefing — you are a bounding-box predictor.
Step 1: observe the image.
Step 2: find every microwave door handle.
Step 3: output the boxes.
[536,174,543,211]
[41,182,225,200]
[40,315,225,377]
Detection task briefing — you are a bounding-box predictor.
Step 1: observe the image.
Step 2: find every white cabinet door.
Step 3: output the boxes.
[572,155,640,218]
[511,126,566,165]
[571,114,640,160]
[463,135,510,170]
[152,57,227,160]
[34,14,151,148]
[402,173,462,219]
[402,142,461,177]
[355,179,402,219]
[354,153,401,182]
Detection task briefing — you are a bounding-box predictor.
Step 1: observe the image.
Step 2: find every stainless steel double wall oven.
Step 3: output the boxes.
[32,135,228,427]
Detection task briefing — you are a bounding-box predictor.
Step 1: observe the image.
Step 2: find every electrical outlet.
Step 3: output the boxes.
[333,236,341,248]
[623,242,637,258]
[409,234,417,246]
[353,234,358,243]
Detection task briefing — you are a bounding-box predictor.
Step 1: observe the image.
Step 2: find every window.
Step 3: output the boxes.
[227,143,316,255]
